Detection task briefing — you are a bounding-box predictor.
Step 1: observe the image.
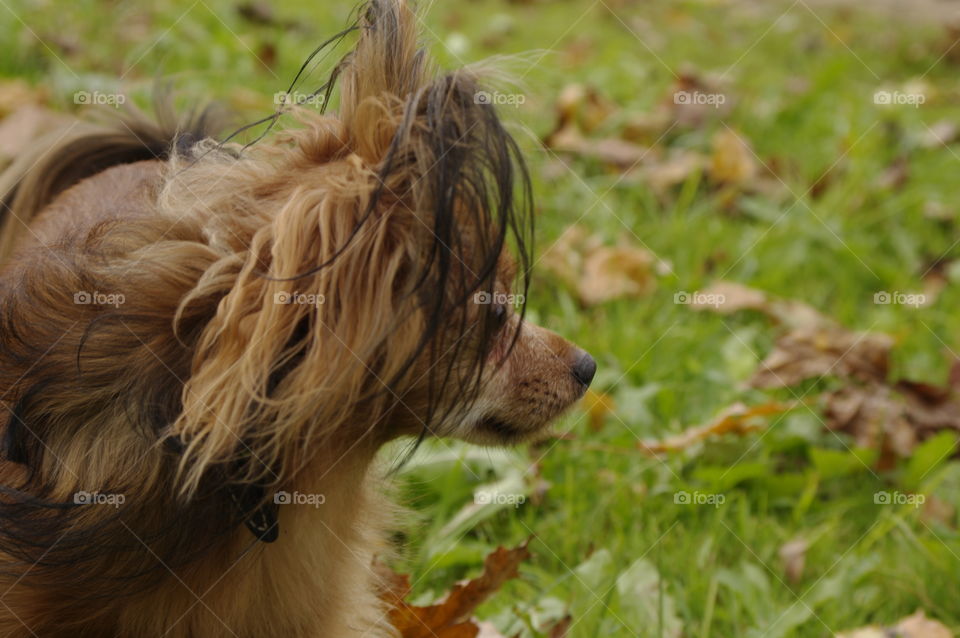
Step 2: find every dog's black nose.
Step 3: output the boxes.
[571,350,597,387]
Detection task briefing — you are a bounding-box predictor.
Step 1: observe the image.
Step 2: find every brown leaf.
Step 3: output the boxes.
[876,155,910,191]
[921,120,959,149]
[543,85,651,169]
[582,389,615,431]
[778,538,808,585]
[0,80,47,118]
[639,401,796,454]
[636,150,705,194]
[692,281,960,458]
[546,126,650,168]
[750,325,893,389]
[709,129,759,186]
[836,610,953,638]
[689,280,767,314]
[388,543,530,638]
[580,244,655,306]
[689,280,834,330]
[547,615,572,637]
[541,226,661,306]
[554,84,618,135]
[0,106,72,165]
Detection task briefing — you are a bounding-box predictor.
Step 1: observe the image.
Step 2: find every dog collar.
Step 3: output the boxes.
[227,482,279,543]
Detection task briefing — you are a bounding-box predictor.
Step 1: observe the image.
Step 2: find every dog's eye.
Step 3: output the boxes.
[491,303,507,329]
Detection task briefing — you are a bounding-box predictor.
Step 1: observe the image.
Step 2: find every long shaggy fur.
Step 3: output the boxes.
[0,1,593,636]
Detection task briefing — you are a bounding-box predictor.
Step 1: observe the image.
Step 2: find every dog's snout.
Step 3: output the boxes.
[570,350,597,388]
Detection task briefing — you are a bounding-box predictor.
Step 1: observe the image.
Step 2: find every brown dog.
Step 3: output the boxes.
[0,1,595,635]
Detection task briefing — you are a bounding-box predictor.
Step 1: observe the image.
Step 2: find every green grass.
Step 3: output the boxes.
[6,0,960,635]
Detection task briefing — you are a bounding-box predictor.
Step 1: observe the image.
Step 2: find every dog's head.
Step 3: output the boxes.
[157,0,596,493]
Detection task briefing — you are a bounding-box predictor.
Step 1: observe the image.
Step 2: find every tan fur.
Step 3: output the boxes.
[0,2,594,636]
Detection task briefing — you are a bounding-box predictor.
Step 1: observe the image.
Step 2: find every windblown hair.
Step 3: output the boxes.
[167,3,533,495]
[0,0,529,601]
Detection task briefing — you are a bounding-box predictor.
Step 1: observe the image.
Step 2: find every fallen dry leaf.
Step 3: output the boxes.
[541,225,663,306]
[778,538,809,585]
[709,129,759,186]
[0,79,47,118]
[554,84,618,136]
[691,281,960,459]
[582,389,615,432]
[546,615,572,638]
[750,325,893,389]
[921,120,959,149]
[633,149,706,194]
[543,84,652,169]
[638,401,797,454]
[580,244,656,306]
[0,106,72,164]
[836,610,953,638]
[387,542,530,638]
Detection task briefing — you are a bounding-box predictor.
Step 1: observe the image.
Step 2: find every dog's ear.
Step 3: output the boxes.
[338,0,429,163]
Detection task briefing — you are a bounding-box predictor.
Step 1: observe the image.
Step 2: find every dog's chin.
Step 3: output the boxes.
[465,417,553,447]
